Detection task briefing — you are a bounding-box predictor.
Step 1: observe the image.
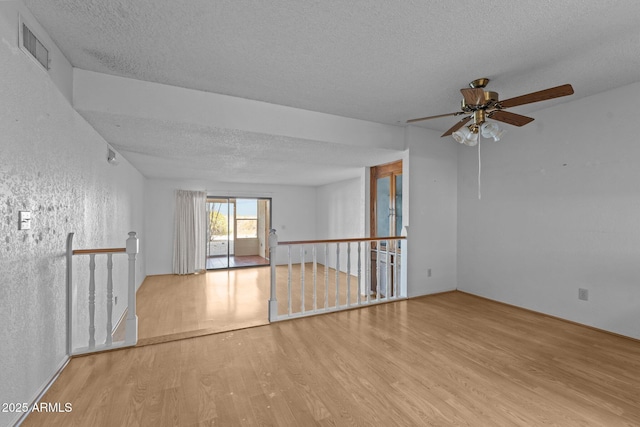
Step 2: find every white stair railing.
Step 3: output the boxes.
[66,232,139,355]
[268,228,407,322]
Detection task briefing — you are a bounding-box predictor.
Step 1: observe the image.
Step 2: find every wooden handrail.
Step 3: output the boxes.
[278,236,406,246]
[73,248,126,255]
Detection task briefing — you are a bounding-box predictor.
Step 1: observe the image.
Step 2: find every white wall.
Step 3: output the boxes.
[3,1,73,104]
[0,3,146,426]
[457,82,640,339]
[316,177,363,239]
[145,179,317,275]
[315,177,364,272]
[404,126,459,297]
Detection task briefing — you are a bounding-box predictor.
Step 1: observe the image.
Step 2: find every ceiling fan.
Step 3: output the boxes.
[407,78,574,143]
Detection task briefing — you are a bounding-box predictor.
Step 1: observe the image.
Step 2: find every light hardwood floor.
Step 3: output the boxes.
[135,265,361,345]
[136,268,271,345]
[24,292,640,426]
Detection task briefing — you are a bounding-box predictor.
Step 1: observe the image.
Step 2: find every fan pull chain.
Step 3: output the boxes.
[478,137,482,200]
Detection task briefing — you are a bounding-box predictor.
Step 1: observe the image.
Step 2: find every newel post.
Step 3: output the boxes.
[268,229,278,322]
[66,232,74,355]
[125,231,139,345]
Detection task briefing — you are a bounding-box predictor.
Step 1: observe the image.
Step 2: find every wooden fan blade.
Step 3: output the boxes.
[460,88,485,106]
[441,116,471,137]
[499,84,574,109]
[489,110,535,127]
[407,112,463,123]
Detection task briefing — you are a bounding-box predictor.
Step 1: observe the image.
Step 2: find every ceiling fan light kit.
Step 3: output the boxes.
[452,127,479,146]
[480,122,504,142]
[408,78,574,199]
[407,77,574,142]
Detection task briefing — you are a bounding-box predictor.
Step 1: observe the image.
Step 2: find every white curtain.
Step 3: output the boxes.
[173,190,207,275]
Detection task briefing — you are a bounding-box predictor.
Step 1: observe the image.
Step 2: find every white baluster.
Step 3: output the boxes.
[312,244,317,312]
[88,254,96,349]
[401,225,409,298]
[324,243,329,309]
[346,243,351,307]
[394,241,399,299]
[335,243,340,308]
[357,242,362,306]
[386,239,391,299]
[261,236,408,318]
[287,245,292,316]
[366,241,371,304]
[106,253,113,346]
[300,245,305,314]
[375,240,381,302]
[268,229,278,322]
[125,231,139,346]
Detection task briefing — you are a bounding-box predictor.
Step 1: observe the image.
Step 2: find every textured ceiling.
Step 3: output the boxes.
[80,111,401,185]
[23,0,640,184]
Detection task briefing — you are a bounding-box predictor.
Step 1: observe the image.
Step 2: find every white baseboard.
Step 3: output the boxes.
[13,355,70,426]
[113,307,128,334]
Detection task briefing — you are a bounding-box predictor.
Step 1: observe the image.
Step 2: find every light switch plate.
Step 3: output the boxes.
[19,211,31,230]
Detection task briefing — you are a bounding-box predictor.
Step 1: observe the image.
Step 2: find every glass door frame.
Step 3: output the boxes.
[206,197,235,270]
[206,196,273,270]
[369,159,403,297]
[370,159,403,246]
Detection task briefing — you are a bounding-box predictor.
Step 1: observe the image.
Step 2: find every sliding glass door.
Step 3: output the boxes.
[206,198,234,269]
[206,197,271,270]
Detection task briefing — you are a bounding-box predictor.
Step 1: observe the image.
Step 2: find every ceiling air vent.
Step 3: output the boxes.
[19,15,49,71]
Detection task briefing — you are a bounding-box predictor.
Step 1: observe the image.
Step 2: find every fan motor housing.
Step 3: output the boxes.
[461,90,499,111]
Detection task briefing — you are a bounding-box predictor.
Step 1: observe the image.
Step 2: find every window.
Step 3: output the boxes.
[235,199,258,238]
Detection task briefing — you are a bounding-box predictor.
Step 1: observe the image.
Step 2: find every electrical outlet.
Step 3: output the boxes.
[427,268,432,277]
[114,296,118,305]
[578,288,589,301]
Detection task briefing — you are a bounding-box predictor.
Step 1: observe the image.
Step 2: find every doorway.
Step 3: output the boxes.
[206,197,271,270]
[370,160,403,296]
